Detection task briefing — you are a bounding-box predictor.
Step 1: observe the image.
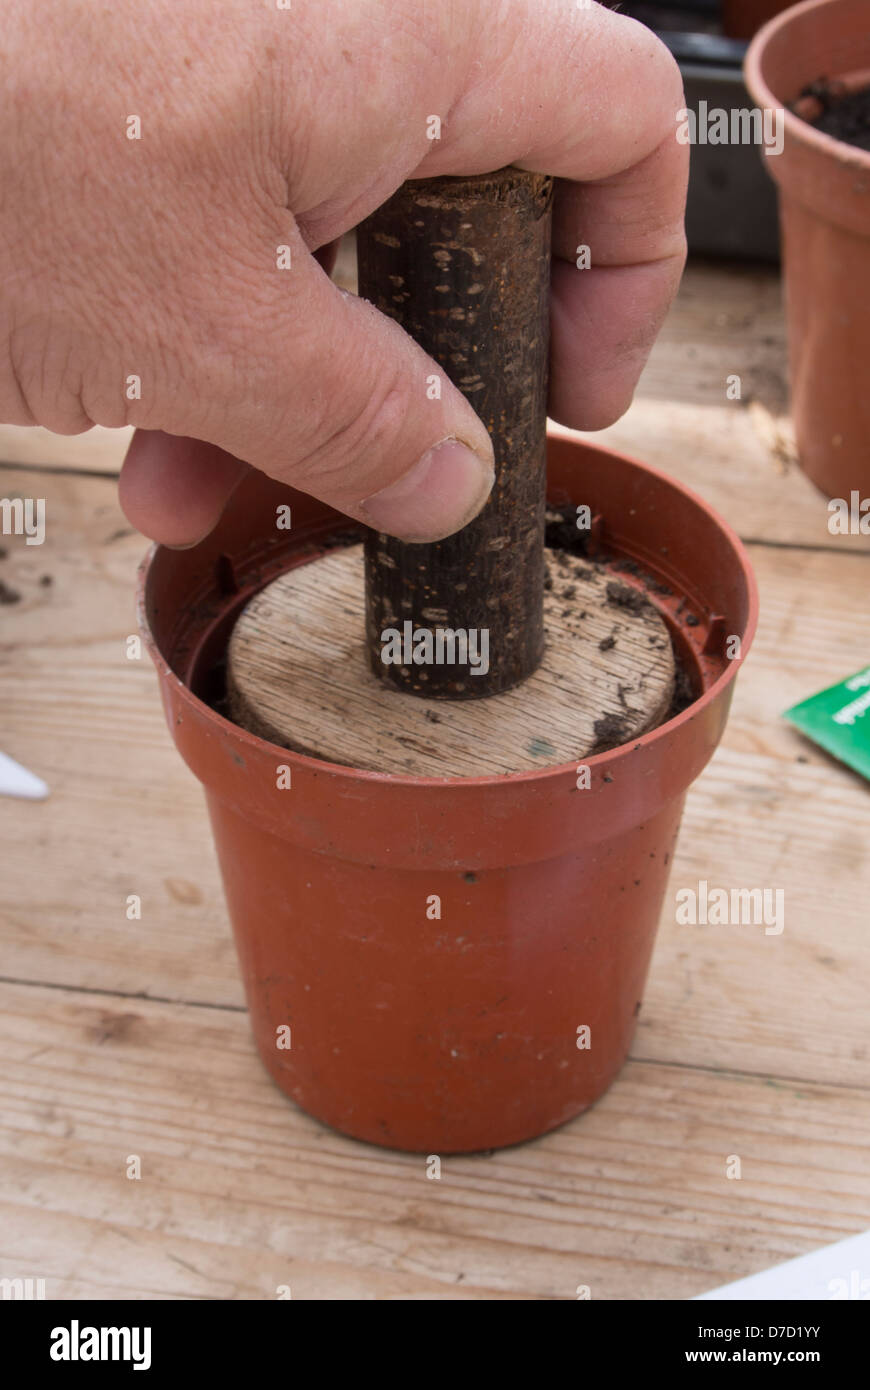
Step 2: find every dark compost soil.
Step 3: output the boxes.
[800,81,870,153]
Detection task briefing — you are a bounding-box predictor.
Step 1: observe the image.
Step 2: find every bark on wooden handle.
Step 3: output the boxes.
[357,167,553,699]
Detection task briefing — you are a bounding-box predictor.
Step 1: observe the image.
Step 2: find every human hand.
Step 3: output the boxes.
[0,0,687,546]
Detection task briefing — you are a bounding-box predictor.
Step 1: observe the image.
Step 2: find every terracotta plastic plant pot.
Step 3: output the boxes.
[138,433,757,1154]
[745,0,870,499]
[722,0,799,41]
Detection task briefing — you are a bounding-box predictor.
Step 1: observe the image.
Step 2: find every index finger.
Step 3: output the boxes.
[416,1,689,429]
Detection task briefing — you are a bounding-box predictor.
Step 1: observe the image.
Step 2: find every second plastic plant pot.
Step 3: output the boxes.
[746,0,870,499]
[139,432,757,1154]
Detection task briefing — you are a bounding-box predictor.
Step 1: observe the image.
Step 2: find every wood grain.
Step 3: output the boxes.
[0,424,132,475]
[226,545,674,775]
[1,982,868,1301]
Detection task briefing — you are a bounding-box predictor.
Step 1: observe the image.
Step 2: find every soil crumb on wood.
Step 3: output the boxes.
[606,580,653,615]
[543,527,700,745]
[592,712,632,752]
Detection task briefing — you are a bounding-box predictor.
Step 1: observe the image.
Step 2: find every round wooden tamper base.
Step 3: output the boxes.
[226,545,675,777]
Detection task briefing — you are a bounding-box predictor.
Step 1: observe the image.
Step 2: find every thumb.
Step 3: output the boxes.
[122,247,495,548]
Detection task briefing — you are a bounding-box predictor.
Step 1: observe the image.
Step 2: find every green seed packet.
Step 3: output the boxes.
[784,665,870,783]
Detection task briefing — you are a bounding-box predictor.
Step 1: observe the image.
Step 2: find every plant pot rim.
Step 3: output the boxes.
[745,0,870,171]
[137,430,758,792]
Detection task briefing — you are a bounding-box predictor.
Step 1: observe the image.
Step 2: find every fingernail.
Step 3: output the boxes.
[361,438,495,542]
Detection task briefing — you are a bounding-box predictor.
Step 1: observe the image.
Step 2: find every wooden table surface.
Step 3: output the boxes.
[1,254,868,1301]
